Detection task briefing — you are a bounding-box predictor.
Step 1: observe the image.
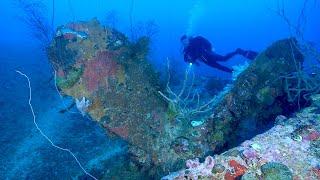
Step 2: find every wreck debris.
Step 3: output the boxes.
[208,39,305,152]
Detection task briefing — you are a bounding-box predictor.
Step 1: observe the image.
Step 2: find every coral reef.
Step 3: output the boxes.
[162,95,320,179]
[82,51,118,92]
[56,67,83,89]
[47,19,210,177]
[260,162,293,180]
[48,19,315,179]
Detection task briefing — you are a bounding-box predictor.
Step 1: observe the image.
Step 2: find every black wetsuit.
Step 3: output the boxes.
[183,36,258,73]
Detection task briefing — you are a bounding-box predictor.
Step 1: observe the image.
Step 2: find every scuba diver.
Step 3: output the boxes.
[181,35,258,73]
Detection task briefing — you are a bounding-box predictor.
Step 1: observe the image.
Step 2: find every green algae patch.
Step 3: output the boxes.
[256,87,275,106]
[261,162,293,180]
[57,67,83,89]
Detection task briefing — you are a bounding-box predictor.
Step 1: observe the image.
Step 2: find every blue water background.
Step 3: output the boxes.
[0,0,319,178]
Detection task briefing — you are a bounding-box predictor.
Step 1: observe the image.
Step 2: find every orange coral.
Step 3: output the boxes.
[83,51,118,92]
[224,160,247,180]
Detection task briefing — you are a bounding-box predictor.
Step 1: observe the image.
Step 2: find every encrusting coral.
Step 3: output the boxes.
[162,95,320,179]
[48,19,317,179]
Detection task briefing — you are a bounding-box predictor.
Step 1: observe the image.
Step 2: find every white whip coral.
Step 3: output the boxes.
[16,70,97,180]
[158,58,228,123]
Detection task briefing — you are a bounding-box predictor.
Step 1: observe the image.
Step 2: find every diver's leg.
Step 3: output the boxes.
[205,51,238,62]
[203,51,237,62]
[206,61,233,73]
[201,52,233,73]
[219,51,238,61]
[206,49,258,62]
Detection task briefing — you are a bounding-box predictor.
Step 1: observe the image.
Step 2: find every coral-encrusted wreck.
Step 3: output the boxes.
[48,18,310,179]
[207,39,304,152]
[48,19,209,177]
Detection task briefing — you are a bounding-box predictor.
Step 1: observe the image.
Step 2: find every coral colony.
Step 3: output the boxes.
[44,19,320,179]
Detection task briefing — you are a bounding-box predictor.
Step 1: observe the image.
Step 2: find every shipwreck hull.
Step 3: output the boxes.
[47,19,305,178]
[207,39,304,152]
[47,19,209,177]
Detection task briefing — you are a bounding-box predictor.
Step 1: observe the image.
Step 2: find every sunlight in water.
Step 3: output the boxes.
[186,0,206,36]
